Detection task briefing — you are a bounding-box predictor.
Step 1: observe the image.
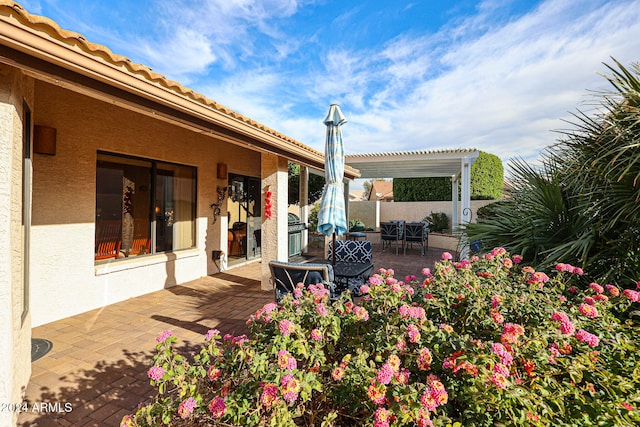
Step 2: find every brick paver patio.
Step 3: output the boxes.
[18,243,444,426]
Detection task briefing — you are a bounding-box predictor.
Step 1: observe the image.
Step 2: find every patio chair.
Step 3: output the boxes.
[327,240,374,295]
[268,260,336,302]
[95,220,122,260]
[404,221,429,256]
[380,221,405,255]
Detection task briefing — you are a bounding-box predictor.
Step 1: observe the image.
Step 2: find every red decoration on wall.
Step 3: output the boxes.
[264,189,273,219]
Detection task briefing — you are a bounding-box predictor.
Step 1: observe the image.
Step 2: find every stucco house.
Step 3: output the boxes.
[368,180,393,202]
[0,2,359,423]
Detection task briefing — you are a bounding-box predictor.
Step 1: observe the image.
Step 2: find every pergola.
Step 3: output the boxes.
[345,148,480,229]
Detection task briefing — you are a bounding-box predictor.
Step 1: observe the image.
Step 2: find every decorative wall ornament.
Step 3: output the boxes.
[210,185,227,224]
[264,186,273,219]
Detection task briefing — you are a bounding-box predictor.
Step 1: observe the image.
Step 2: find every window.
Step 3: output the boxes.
[95,152,196,261]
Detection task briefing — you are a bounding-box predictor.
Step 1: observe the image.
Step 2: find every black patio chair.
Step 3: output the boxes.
[404,221,429,256]
[380,221,405,255]
[327,240,374,295]
[268,260,336,302]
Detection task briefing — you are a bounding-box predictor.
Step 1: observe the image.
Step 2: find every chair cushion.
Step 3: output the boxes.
[327,240,373,263]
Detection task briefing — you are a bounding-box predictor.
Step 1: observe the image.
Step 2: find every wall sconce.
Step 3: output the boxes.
[34,125,56,155]
[217,163,227,179]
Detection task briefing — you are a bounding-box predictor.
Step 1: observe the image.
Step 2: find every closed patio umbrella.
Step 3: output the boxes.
[317,103,348,266]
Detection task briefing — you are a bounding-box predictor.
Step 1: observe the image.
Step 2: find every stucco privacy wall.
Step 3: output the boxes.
[29,80,261,326]
[0,64,32,427]
[349,200,496,229]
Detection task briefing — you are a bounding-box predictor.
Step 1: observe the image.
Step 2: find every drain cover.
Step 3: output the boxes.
[31,338,53,362]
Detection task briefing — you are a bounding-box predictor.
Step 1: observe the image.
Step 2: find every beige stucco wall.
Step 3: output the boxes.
[29,80,263,326]
[349,200,496,229]
[0,65,32,427]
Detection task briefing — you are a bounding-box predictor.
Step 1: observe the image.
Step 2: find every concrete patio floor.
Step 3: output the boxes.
[18,243,443,426]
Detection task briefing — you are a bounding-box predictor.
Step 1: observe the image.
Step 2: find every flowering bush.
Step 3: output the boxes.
[124,249,640,426]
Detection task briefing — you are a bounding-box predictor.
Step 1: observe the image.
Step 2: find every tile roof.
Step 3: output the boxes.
[0,0,324,159]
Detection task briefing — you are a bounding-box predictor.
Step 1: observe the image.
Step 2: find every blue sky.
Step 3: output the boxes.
[20,0,640,178]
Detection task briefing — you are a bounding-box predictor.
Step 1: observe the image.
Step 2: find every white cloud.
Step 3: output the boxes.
[73,0,640,171]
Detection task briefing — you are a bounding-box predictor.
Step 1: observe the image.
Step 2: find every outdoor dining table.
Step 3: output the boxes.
[309,258,373,293]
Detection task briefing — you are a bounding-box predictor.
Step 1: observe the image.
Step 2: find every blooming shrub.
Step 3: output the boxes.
[125,249,639,426]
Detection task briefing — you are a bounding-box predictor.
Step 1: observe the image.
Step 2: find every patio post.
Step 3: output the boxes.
[299,165,309,254]
[260,153,289,291]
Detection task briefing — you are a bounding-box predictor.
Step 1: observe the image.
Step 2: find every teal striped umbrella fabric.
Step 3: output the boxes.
[318,104,348,238]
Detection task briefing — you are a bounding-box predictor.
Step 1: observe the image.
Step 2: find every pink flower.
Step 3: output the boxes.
[120,415,134,427]
[353,306,369,321]
[420,390,438,412]
[367,381,387,405]
[207,365,221,381]
[589,282,604,294]
[572,267,584,275]
[332,366,345,381]
[147,366,164,381]
[369,275,383,286]
[560,321,576,335]
[360,284,370,294]
[512,255,523,264]
[490,372,508,389]
[395,368,410,385]
[374,407,391,427]
[501,323,524,344]
[491,295,503,308]
[493,363,510,377]
[491,310,504,324]
[583,296,596,306]
[605,285,620,297]
[177,397,197,419]
[579,303,598,318]
[576,329,599,347]
[439,323,453,333]
[417,409,434,427]
[623,289,640,302]
[310,329,322,341]
[279,319,296,336]
[417,347,433,370]
[422,267,432,276]
[260,384,279,408]
[281,374,300,403]
[277,350,297,371]
[442,252,453,260]
[156,330,173,342]
[316,303,328,316]
[405,275,417,282]
[551,312,570,323]
[407,324,421,343]
[420,379,448,411]
[376,363,395,385]
[527,271,549,285]
[204,329,220,340]
[491,343,513,366]
[208,397,226,418]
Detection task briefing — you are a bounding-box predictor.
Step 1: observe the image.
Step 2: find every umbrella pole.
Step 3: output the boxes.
[332,232,336,268]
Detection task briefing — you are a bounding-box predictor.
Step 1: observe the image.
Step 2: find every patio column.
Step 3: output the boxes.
[261,153,289,291]
[459,157,472,259]
[299,165,309,253]
[461,157,472,224]
[451,175,459,232]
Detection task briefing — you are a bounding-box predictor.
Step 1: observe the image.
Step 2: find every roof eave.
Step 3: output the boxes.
[0,2,348,175]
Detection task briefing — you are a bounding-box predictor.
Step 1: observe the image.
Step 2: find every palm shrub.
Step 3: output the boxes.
[123,249,639,426]
[464,59,640,284]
